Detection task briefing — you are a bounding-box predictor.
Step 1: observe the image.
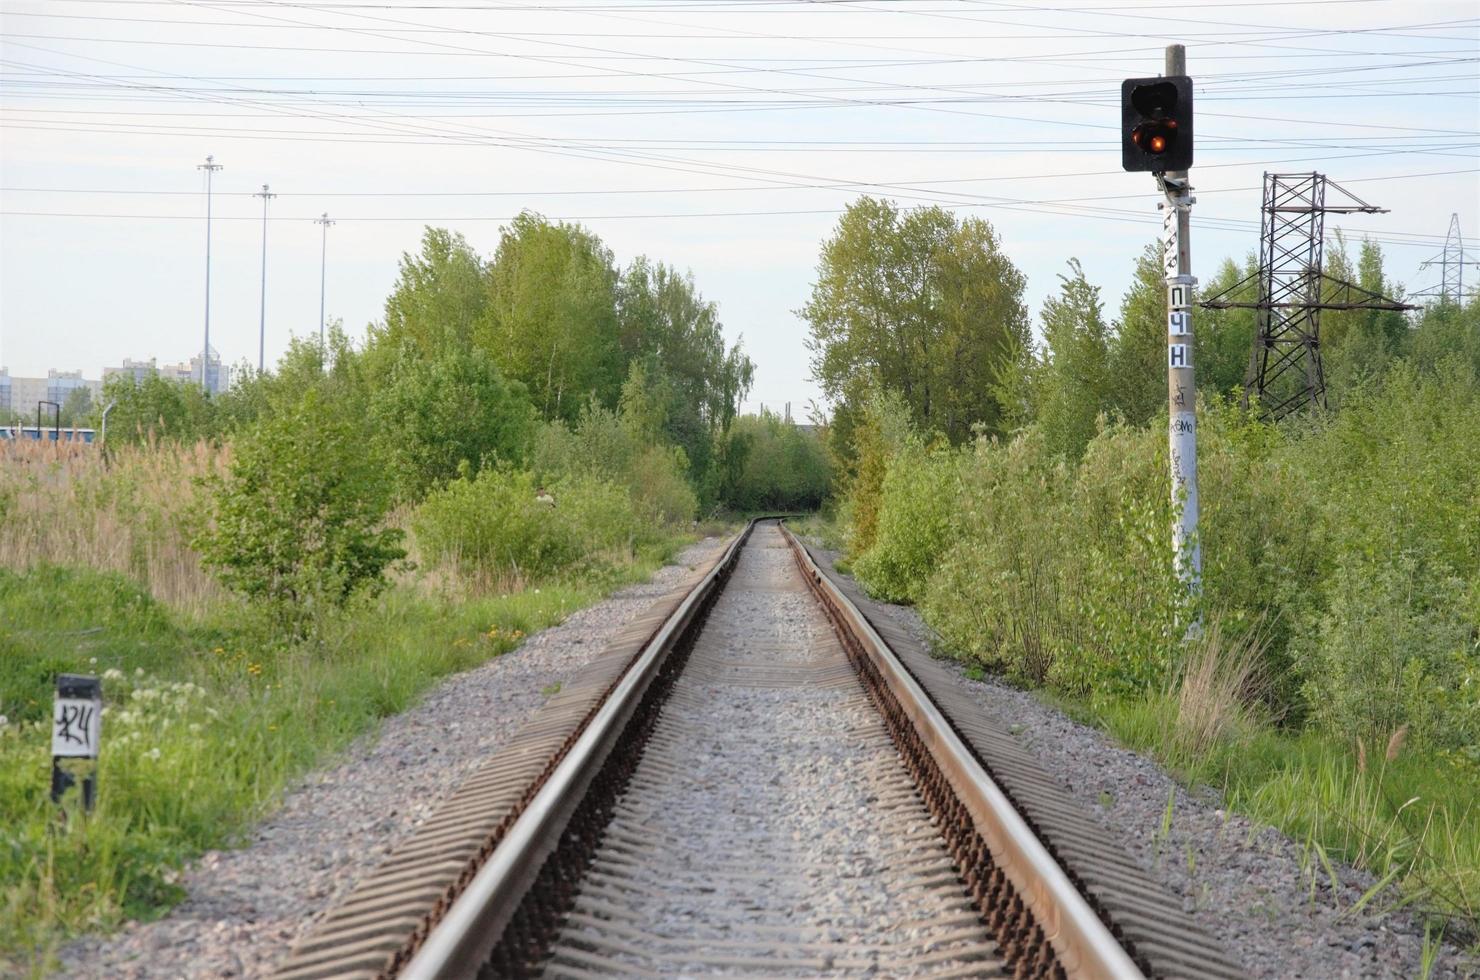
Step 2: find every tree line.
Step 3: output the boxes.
[95,213,828,627]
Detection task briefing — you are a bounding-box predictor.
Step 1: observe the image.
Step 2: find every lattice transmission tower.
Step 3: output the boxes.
[1417,213,1478,306]
[1201,172,1415,421]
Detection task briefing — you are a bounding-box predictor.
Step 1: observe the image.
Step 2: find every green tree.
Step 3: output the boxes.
[370,346,536,501]
[364,228,489,388]
[1196,255,1259,399]
[1034,260,1113,460]
[720,412,831,512]
[616,258,753,484]
[800,197,1028,444]
[1322,237,1410,404]
[96,373,216,444]
[1409,294,1480,378]
[194,390,404,627]
[1108,242,1166,426]
[481,212,622,421]
[58,386,93,428]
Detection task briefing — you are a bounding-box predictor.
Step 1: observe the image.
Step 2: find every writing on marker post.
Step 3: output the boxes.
[52,673,102,814]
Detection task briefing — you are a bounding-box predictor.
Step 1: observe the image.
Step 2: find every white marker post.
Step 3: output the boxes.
[51,673,102,812]
[1160,44,1201,601]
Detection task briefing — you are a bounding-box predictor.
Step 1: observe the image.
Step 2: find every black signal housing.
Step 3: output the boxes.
[1121,75,1193,172]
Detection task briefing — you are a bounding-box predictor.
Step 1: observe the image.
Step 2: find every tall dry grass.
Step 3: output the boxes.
[1164,616,1271,757]
[0,439,229,615]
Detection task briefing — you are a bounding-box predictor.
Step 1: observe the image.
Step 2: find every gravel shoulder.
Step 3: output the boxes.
[809,542,1478,980]
[56,536,731,980]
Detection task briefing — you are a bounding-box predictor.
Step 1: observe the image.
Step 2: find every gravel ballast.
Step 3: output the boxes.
[808,544,1477,980]
[543,524,1000,975]
[56,537,730,980]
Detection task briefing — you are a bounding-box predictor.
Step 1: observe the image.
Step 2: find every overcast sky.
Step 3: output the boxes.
[1,0,1476,414]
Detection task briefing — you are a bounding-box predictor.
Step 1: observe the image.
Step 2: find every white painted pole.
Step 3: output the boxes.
[1162,44,1201,599]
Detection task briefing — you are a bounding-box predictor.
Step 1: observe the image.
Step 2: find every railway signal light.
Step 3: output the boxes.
[1121,76,1193,173]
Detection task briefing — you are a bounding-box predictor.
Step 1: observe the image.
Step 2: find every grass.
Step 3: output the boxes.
[0,441,703,974]
[1062,692,1479,943]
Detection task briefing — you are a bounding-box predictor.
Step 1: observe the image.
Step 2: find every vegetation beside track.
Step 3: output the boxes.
[0,438,704,975]
[0,214,823,973]
[801,198,1479,944]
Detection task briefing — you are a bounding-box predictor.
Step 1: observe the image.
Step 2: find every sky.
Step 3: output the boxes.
[1,0,1476,416]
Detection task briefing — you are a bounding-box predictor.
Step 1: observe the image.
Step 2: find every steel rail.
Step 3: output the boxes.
[398,521,755,980]
[779,522,1145,980]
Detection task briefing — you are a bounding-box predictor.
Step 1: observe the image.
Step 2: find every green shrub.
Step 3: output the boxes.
[1296,553,1477,751]
[626,444,698,527]
[1285,365,1480,750]
[531,400,697,529]
[836,389,913,553]
[370,347,536,500]
[193,392,405,625]
[852,442,958,603]
[414,468,577,581]
[916,428,1074,687]
[413,467,646,583]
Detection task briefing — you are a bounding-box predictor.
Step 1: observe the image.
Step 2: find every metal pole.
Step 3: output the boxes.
[254,184,275,374]
[315,213,334,354]
[1159,44,1201,600]
[197,156,222,392]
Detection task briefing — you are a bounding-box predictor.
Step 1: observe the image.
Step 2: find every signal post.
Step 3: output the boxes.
[1123,45,1201,599]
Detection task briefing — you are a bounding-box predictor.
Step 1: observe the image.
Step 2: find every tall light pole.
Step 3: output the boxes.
[314,212,335,354]
[253,184,275,374]
[197,155,223,391]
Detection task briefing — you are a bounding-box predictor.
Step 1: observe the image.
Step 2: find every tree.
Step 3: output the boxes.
[1195,255,1259,400]
[194,390,404,629]
[366,228,488,382]
[1035,260,1113,460]
[96,373,216,444]
[800,197,1028,445]
[1322,237,1410,404]
[481,212,623,422]
[616,258,754,480]
[1108,242,1166,427]
[720,412,831,511]
[58,387,93,428]
[370,346,536,500]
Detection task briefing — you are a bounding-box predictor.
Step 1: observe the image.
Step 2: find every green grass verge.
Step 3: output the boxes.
[0,536,694,975]
[1053,692,1478,945]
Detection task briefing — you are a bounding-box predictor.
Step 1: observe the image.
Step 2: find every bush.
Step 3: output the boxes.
[855,363,1480,750]
[1297,553,1477,750]
[627,444,698,527]
[910,423,1183,694]
[851,442,958,603]
[531,400,697,529]
[370,346,536,501]
[413,467,644,584]
[96,374,218,445]
[193,392,405,625]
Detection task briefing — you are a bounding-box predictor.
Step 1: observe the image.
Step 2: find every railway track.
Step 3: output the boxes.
[276,520,1239,980]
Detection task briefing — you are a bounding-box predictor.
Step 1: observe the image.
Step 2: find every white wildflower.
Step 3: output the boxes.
[103,668,124,682]
[0,715,8,730]
[188,723,202,734]
[146,748,161,761]
[88,657,98,666]
[134,667,145,678]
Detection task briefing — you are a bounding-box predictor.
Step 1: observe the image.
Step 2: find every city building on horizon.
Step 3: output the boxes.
[0,349,226,418]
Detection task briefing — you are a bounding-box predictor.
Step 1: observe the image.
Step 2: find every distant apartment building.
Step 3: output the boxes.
[3,348,225,421]
[2,369,103,419]
[103,357,158,386]
[103,348,225,395]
